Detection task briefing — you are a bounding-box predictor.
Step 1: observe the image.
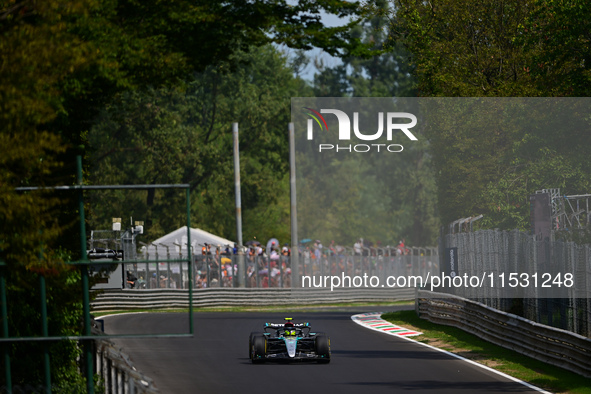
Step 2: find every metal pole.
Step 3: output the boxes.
[233,122,245,287]
[255,256,260,288]
[77,156,94,394]
[289,123,300,288]
[167,262,171,288]
[39,275,51,393]
[1,266,12,392]
[186,189,193,335]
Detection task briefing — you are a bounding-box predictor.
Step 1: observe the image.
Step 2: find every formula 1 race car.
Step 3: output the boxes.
[249,318,331,363]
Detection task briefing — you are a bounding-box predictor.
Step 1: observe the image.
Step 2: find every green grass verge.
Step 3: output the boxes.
[382,310,591,394]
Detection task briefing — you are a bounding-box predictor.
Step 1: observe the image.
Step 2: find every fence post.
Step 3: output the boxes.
[415,286,419,316]
[1,264,11,392]
[39,275,51,393]
[587,246,591,338]
[77,155,94,394]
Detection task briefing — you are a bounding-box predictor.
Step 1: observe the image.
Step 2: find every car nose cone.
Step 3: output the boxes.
[285,338,297,358]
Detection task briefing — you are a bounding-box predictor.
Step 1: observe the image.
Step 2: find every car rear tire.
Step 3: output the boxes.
[315,334,331,364]
[251,334,266,364]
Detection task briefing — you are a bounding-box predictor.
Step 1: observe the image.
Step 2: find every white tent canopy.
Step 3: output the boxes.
[141,226,235,259]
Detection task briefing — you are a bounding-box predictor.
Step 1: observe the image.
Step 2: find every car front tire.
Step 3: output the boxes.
[251,334,266,364]
[315,334,330,364]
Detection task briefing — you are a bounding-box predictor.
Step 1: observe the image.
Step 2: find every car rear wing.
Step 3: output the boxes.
[265,322,309,328]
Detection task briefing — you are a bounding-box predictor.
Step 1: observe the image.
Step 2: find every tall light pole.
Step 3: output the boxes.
[289,122,299,288]
[233,122,245,287]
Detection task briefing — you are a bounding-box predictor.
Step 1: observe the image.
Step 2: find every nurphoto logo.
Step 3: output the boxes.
[303,108,418,153]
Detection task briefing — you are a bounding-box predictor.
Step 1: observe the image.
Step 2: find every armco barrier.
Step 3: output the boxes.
[91,287,414,311]
[417,290,591,377]
[95,339,160,393]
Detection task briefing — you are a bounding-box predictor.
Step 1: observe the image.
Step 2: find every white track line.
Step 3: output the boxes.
[351,312,552,394]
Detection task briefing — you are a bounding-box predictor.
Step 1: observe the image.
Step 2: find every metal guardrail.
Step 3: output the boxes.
[417,290,591,378]
[95,339,160,393]
[91,287,415,311]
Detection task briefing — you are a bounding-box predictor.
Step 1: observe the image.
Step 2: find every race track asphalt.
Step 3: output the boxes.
[101,306,543,394]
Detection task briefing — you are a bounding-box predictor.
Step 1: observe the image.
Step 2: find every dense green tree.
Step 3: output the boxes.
[295,119,437,246]
[313,0,415,97]
[0,0,371,262]
[522,0,591,96]
[345,0,416,97]
[390,0,591,232]
[1,0,372,388]
[297,152,396,245]
[301,2,437,246]
[88,45,300,244]
[392,0,537,96]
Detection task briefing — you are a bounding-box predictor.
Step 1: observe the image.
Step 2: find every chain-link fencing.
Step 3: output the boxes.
[441,229,591,337]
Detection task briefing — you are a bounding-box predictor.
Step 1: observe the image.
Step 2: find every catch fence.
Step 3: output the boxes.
[121,246,439,290]
[441,229,591,337]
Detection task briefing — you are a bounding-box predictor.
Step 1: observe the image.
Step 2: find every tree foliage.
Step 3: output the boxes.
[295,125,438,246]
[88,45,300,244]
[1,0,374,254]
[522,0,591,95]
[301,2,437,246]
[390,0,591,232]
[0,0,370,388]
[314,0,416,97]
[392,0,536,96]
